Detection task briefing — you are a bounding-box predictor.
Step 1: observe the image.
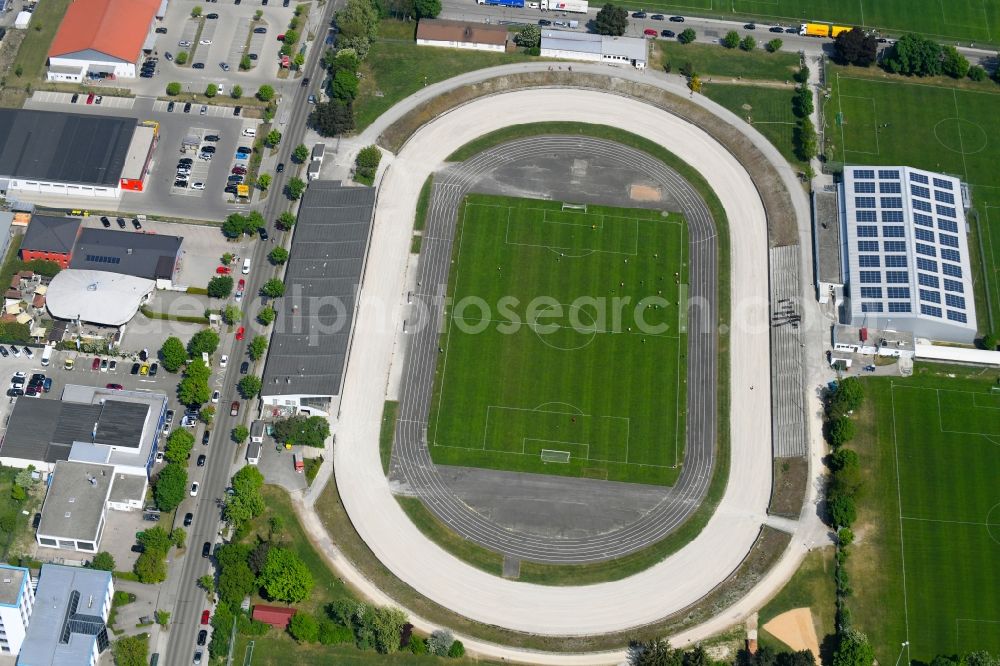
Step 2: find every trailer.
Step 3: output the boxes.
[542,0,588,12]
[830,25,851,37]
[477,0,525,7]
[800,23,830,37]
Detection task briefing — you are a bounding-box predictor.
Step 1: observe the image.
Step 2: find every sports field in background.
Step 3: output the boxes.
[427,194,688,486]
[827,70,1000,332]
[607,0,1000,43]
[848,372,1000,663]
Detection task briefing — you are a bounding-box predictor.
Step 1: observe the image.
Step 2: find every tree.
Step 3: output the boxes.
[828,491,857,528]
[262,278,286,298]
[159,337,187,372]
[166,81,182,96]
[256,85,275,101]
[265,129,282,147]
[267,247,289,266]
[828,377,864,417]
[10,486,25,502]
[311,101,354,137]
[170,527,186,549]
[90,551,116,571]
[793,65,810,83]
[722,30,740,49]
[240,54,252,70]
[793,85,814,117]
[198,574,214,592]
[883,33,942,76]
[370,606,408,653]
[289,613,319,642]
[968,65,988,81]
[285,177,306,200]
[257,305,276,325]
[205,83,217,98]
[515,24,540,48]
[188,329,220,356]
[827,416,856,447]
[829,447,862,494]
[254,8,263,19]
[448,640,465,658]
[232,424,250,444]
[178,359,212,406]
[277,211,297,230]
[231,84,243,99]
[155,610,171,627]
[293,144,309,163]
[740,35,756,51]
[223,212,253,237]
[233,464,264,495]
[793,117,818,161]
[200,406,215,425]
[112,634,148,666]
[258,547,314,602]
[154,463,188,511]
[272,415,330,448]
[413,0,440,18]
[765,38,783,53]
[283,29,299,45]
[979,333,997,350]
[833,629,874,666]
[677,28,696,44]
[222,305,242,326]
[218,560,255,607]
[135,549,168,583]
[594,3,627,36]
[331,69,359,102]
[293,52,305,70]
[688,74,703,93]
[176,51,189,65]
[191,5,202,17]
[428,629,454,656]
[941,45,970,78]
[238,375,262,398]
[257,173,272,191]
[335,0,380,59]
[249,335,268,360]
[834,27,877,67]
[14,465,36,488]
[139,526,173,555]
[207,275,234,298]
[165,429,195,465]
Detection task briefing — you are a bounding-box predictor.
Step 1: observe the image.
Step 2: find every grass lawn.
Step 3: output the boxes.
[658,41,800,81]
[2,0,72,94]
[605,0,1000,44]
[846,367,1000,664]
[703,84,805,169]
[354,20,534,130]
[0,467,42,561]
[758,549,836,658]
[826,68,1000,332]
[379,401,399,475]
[426,194,687,486]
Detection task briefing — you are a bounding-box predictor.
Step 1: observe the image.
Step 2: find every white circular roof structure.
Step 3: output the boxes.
[46,269,154,327]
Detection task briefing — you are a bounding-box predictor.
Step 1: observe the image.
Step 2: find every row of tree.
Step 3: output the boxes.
[836,28,994,83]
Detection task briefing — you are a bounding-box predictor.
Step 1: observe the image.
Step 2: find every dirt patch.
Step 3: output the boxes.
[630,184,662,201]
[763,607,820,658]
[769,457,809,518]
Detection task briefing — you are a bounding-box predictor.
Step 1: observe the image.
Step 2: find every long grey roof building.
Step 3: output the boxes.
[261,182,376,416]
[69,227,182,281]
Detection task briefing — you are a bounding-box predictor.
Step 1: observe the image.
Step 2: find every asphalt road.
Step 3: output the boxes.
[162,0,340,660]
[392,135,720,563]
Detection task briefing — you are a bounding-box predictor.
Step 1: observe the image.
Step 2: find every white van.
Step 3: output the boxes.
[40,344,53,367]
[242,127,256,138]
[242,258,251,274]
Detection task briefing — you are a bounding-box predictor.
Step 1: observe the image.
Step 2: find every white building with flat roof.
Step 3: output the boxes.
[540,30,647,69]
[839,166,976,343]
[0,564,35,656]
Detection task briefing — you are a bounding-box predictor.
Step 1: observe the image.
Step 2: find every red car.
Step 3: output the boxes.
[86,93,95,104]
[235,326,245,341]
[216,266,231,274]
[106,383,124,390]
[92,357,101,371]
[201,610,210,625]
[230,401,240,417]
[237,278,245,291]
[643,28,657,37]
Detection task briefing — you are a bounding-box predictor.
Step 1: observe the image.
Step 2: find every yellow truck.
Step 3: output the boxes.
[831,25,852,37]
[800,23,830,37]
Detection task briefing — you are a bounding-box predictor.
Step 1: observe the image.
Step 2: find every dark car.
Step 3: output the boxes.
[240,361,250,375]
[6,388,23,397]
[257,227,268,241]
[116,217,126,228]
[100,216,111,227]
[140,71,154,78]
[661,29,675,37]
[193,62,205,69]
[167,101,175,112]
[744,23,756,29]
[71,93,80,103]
[253,26,267,33]
[131,362,141,375]
[165,51,173,61]
[669,15,685,22]
[0,347,7,358]
[206,12,218,18]
[769,26,784,33]
[631,11,646,18]
[174,179,189,188]
[197,454,206,467]
[106,383,124,390]
[224,185,238,194]
[132,218,142,230]
[276,162,286,173]
[301,76,310,86]
[202,145,216,153]
[149,362,158,376]
[202,542,211,558]
[785,26,798,33]
[233,106,242,116]
[205,134,220,142]
[197,630,208,646]
[538,19,551,26]
[43,377,52,392]
[156,26,167,33]
[203,431,210,445]
[179,157,193,165]
[184,512,193,527]
[651,14,664,20]
[131,544,144,553]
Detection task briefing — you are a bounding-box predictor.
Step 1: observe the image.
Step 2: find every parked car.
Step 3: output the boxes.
[230,401,240,416]
[155,26,167,33]
[201,542,211,557]
[0,347,7,358]
[132,218,142,230]
[203,431,210,445]
[233,106,242,116]
[661,29,675,37]
[106,383,124,390]
[240,361,250,375]
[651,14,664,20]
[100,216,111,227]
[769,26,784,33]
[197,630,208,646]
[192,182,206,190]
[117,217,126,228]
[92,358,101,371]
[744,23,756,29]
[149,362,158,376]
[178,40,192,47]
[174,179,189,188]
[669,15,685,22]
[221,354,229,368]
[42,377,53,393]
[190,482,199,497]
[193,62,205,69]
[86,93,95,104]
[206,12,218,18]
[276,162,284,173]
[201,610,210,624]
[184,513,194,527]
[194,650,203,665]
[71,93,79,103]
[538,19,551,25]
[197,455,206,467]
[184,102,192,113]
[257,227,268,240]
[643,28,657,36]
[632,11,646,18]
[131,362,141,375]
[235,327,245,341]
[211,390,220,404]
[253,26,267,33]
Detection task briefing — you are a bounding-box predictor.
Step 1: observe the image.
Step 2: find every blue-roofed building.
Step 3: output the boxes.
[839,166,976,343]
[17,564,112,666]
[0,564,35,656]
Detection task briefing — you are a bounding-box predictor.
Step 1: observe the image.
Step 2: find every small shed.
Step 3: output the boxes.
[250,420,264,443]
[14,11,31,29]
[311,144,325,162]
[252,605,295,629]
[307,161,320,182]
[246,440,262,465]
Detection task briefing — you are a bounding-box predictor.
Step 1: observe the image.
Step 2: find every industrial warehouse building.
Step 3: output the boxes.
[261,182,376,417]
[0,110,154,201]
[46,0,160,82]
[540,30,647,69]
[46,270,155,327]
[836,166,976,343]
[19,565,112,664]
[416,19,508,52]
[69,227,181,283]
[19,215,81,268]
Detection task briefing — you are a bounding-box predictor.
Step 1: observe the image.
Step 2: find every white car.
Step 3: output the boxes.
[190,482,199,497]
[211,390,220,403]
[178,40,192,47]
[216,84,224,95]
[220,355,228,368]
[191,182,205,190]
[199,39,212,45]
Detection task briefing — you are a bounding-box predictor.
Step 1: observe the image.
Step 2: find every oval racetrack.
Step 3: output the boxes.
[332,89,773,636]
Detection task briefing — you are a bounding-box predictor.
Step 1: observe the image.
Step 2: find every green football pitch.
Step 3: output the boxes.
[850,374,1000,662]
[828,71,1000,332]
[426,194,688,486]
[604,0,1000,43]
